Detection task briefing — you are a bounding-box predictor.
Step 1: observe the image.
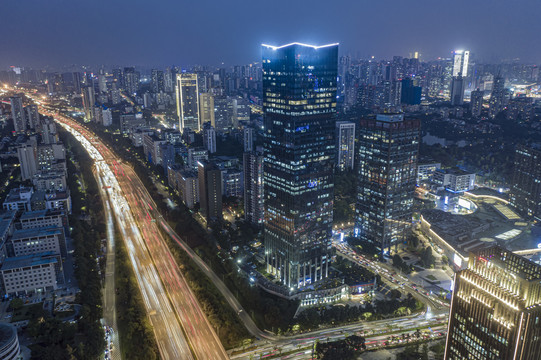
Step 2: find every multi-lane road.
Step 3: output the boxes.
[37,105,227,360]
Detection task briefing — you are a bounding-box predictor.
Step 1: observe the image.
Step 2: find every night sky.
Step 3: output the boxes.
[1,0,540,69]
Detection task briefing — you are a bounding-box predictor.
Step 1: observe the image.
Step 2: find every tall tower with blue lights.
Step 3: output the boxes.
[262,42,338,291]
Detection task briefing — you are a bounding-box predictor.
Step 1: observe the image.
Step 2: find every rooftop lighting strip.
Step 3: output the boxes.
[261,42,339,50]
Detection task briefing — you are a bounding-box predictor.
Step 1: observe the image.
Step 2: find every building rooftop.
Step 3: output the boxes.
[0,252,58,271]
[0,323,17,349]
[3,187,33,203]
[20,209,65,220]
[261,42,339,50]
[11,226,63,240]
[0,211,16,242]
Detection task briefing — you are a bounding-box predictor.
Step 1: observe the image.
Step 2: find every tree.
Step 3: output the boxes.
[10,298,23,311]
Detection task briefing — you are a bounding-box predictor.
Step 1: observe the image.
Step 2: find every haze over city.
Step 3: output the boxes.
[2,0,541,68]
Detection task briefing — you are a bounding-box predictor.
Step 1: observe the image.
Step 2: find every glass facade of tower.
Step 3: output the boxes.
[262,43,338,291]
[445,246,541,360]
[176,73,200,132]
[354,114,419,254]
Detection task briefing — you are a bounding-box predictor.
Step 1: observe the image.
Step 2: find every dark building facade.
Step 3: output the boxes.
[354,113,419,254]
[445,246,541,360]
[262,42,338,291]
[197,161,222,222]
[243,151,264,225]
[509,145,541,220]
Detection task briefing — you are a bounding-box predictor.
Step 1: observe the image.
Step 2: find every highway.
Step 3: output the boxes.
[36,105,227,359]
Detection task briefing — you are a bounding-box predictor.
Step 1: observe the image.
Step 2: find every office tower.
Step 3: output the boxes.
[262,42,338,290]
[199,93,215,127]
[25,104,39,130]
[489,75,507,119]
[400,78,422,105]
[176,73,200,132]
[243,127,254,152]
[450,50,469,105]
[82,85,95,121]
[509,145,541,219]
[203,123,216,154]
[10,97,25,133]
[151,69,164,93]
[244,151,264,225]
[335,121,355,171]
[197,161,222,222]
[17,138,38,180]
[93,106,103,125]
[123,67,140,95]
[354,113,419,254]
[470,88,483,118]
[444,246,541,360]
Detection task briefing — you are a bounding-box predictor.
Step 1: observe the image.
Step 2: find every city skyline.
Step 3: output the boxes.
[2,0,541,69]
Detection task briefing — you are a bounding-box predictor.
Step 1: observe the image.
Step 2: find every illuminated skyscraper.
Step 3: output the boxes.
[450,50,469,105]
[151,69,164,93]
[123,67,140,96]
[176,73,200,132]
[354,113,419,254]
[444,246,541,360]
[262,42,338,290]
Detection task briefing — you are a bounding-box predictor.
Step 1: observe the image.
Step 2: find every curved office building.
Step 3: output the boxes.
[0,323,20,360]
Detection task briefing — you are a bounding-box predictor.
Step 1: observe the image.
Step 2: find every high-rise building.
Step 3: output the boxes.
[354,113,419,254]
[199,93,215,127]
[400,78,422,105]
[243,151,264,225]
[470,88,484,118]
[102,108,113,127]
[197,161,222,222]
[82,86,95,122]
[203,123,216,154]
[450,50,469,105]
[10,97,25,133]
[444,246,541,360]
[17,138,38,180]
[164,67,176,93]
[24,104,39,130]
[214,96,233,132]
[262,42,338,290]
[489,75,507,119]
[243,127,254,153]
[123,67,140,96]
[176,73,200,132]
[151,69,164,93]
[509,145,541,219]
[335,121,355,171]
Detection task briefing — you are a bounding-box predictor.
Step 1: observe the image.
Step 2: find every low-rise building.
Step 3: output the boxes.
[19,209,67,230]
[0,323,21,360]
[8,226,66,258]
[433,168,476,192]
[2,187,33,212]
[417,162,441,184]
[32,171,67,191]
[0,252,59,295]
